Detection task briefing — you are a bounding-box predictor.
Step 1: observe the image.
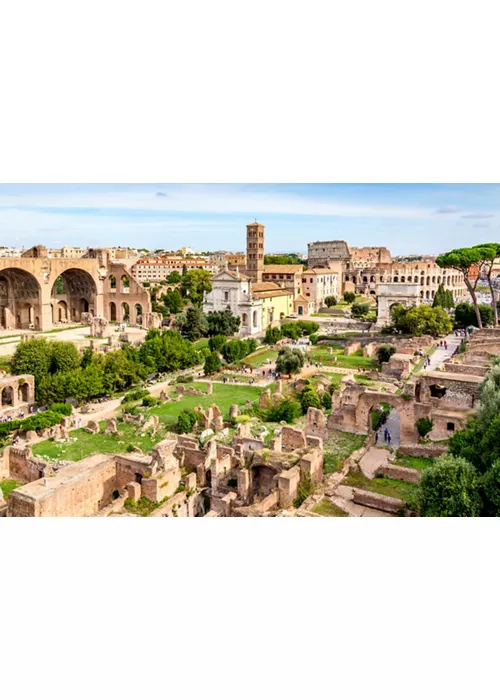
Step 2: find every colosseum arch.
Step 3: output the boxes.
[355,391,419,446]
[50,269,97,323]
[0,268,42,330]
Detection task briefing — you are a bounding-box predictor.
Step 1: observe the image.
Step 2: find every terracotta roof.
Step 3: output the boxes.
[252,289,292,299]
[294,294,311,303]
[214,268,249,281]
[263,265,304,274]
[251,281,281,292]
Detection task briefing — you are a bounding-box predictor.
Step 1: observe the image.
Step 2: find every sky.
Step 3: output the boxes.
[0,183,499,255]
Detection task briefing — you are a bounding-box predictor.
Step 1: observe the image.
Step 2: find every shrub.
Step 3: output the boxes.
[376,343,396,364]
[309,333,318,345]
[324,296,337,308]
[266,398,302,423]
[414,454,482,517]
[126,444,135,453]
[204,352,221,376]
[208,334,227,353]
[321,391,332,411]
[351,302,370,318]
[416,417,433,438]
[293,476,313,508]
[300,388,322,413]
[264,326,283,344]
[124,388,149,402]
[142,395,160,407]
[343,291,355,303]
[176,374,194,383]
[297,320,319,335]
[177,408,197,434]
[49,402,73,416]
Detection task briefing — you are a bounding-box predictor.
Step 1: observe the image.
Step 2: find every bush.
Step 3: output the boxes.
[414,454,482,517]
[300,388,322,413]
[309,334,318,345]
[376,343,396,364]
[142,395,160,407]
[204,352,221,376]
[176,409,197,434]
[124,388,149,402]
[297,320,319,335]
[324,296,337,308]
[416,417,433,438]
[321,391,332,411]
[176,374,194,383]
[266,398,302,424]
[48,402,73,416]
[344,291,356,303]
[208,334,227,353]
[126,444,135,453]
[264,326,283,344]
[293,476,313,508]
[351,302,370,318]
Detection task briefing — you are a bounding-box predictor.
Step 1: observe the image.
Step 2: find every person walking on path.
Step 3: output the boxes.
[387,431,392,446]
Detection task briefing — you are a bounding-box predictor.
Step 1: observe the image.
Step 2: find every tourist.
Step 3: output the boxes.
[384,428,388,442]
[387,431,392,446]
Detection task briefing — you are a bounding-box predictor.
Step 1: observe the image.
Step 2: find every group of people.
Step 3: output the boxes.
[382,428,392,445]
[439,339,448,350]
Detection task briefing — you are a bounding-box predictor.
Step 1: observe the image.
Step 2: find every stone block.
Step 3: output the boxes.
[185,473,197,491]
[126,482,141,500]
[85,420,99,434]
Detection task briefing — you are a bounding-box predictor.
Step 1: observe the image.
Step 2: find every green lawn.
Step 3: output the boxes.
[0,479,22,500]
[394,454,435,472]
[312,346,374,369]
[31,383,266,462]
[32,420,172,462]
[343,470,417,503]
[243,349,279,367]
[193,338,210,350]
[312,498,349,517]
[323,430,367,474]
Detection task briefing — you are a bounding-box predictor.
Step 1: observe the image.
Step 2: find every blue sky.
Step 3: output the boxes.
[0,183,499,254]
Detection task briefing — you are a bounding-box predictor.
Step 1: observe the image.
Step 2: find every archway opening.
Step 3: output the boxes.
[109,275,117,290]
[135,304,142,324]
[50,269,97,323]
[110,301,117,321]
[1,385,14,407]
[122,302,130,323]
[0,268,42,330]
[121,275,130,294]
[18,383,29,403]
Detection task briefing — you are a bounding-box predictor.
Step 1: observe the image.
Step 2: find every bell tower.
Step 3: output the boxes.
[246,221,265,283]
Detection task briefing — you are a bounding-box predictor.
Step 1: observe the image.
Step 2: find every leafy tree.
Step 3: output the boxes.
[281,323,301,340]
[414,454,482,517]
[204,351,221,375]
[391,304,452,336]
[50,341,81,374]
[161,288,184,314]
[263,253,305,266]
[324,296,337,308]
[177,408,197,434]
[300,387,322,413]
[376,343,396,364]
[344,291,355,303]
[220,339,255,363]
[12,338,52,384]
[432,284,454,310]
[275,347,304,375]
[167,270,182,284]
[206,310,241,337]
[436,247,491,329]
[454,302,493,329]
[81,347,94,368]
[297,320,319,335]
[182,306,209,341]
[264,325,283,344]
[266,398,302,423]
[208,334,227,353]
[472,243,500,327]
[351,302,370,318]
[415,417,433,438]
[321,391,332,411]
[480,460,500,515]
[180,269,212,304]
[182,263,188,277]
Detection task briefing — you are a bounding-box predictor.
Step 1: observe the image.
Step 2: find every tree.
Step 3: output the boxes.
[180,269,212,304]
[414,454,482,517]
[182,307,208,341]
[436,247,491,329]
[344,291,355,303]
[206,310,241,337]
[472,243,500,327]
[324,296,337,308]
[480,460,500,516]
[281,323,301,340]
[266,398,302,423]
[204,352,221,375]
[50,341,81,374]
[161,288,184,314]
[415,417,433,438]
[263,253,305,266]
[432,284,453,309]
[177,408,197,434]
[300,387,322,413]
[321,391,332,411]
[208,334,227,353]
[376,343,396,364]
[454,302,493,328]
[392,304,452,336]
[351,302,370,318]
[12,338,53,384]
[182,264,188,277]
[264,325,283,344]
[167,270,182,284]
[275,347,304,375]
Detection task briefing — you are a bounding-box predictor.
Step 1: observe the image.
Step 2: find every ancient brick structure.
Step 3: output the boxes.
[0,374,35,418]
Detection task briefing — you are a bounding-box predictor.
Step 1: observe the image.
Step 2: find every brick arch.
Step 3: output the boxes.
[355,392,419,445]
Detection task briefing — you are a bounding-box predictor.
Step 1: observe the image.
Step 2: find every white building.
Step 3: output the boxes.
[203,268,263,336]
[301,269,338,311]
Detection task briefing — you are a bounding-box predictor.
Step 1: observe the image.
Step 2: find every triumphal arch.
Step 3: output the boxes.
[375,282,421,327]
[0,246,155,331]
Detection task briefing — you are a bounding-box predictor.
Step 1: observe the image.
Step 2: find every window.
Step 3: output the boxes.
[447,422,455,431]
[224,291,229,301]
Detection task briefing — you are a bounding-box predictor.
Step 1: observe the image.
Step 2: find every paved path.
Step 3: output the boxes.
[420,333,462,372]
[375,408,400,449]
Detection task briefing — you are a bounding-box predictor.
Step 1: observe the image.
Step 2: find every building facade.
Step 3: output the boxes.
[132,255,215,282]
[246,222,265,283]
[301,269,338,311]
[203,268,263,336]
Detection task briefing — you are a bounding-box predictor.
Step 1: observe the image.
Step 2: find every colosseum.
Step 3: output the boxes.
[0,246,155,332]
[307,241,468,302]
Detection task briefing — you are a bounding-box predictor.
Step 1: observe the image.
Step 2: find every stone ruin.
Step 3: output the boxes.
[89,316,110,338]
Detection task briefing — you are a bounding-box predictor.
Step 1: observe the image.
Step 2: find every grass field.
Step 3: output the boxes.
[394,453,435,472]
[311,346,374,369]
[343,470,418,503]
[0,479,22,499]
[193,338,210,350]
[32,382,265,462]
[312,498,349,517]
[323,430,366,474]
[243,349,279,367]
